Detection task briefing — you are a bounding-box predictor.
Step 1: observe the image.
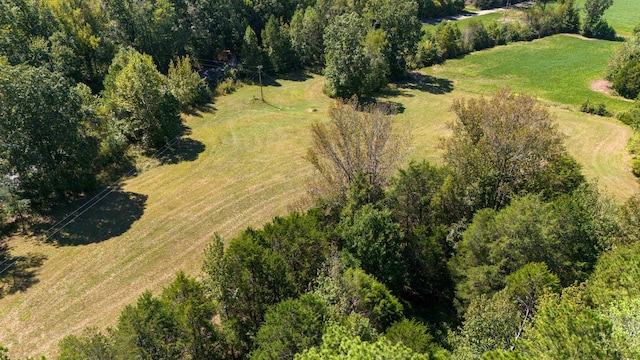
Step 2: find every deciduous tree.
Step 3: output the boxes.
[261,15,294,72]
[363,0,421,80]
[102,48,181,150]
[516,288,621,359]
[306,98,410,199]
[203,232,296,355]
[290,6,325,68]
[167,55,210,111]
[0,62,99,201]
[252,293,328,360]
[296,324,430,359]
[443,88,575,213]
[338,204,407,290]
[581,0,616,39]
[323,13,388,97]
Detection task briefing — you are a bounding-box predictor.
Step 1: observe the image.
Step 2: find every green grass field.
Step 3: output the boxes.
[423,11,506,33]
[427,34,632,113]
[575,0,640,38]
[1,31,639,360]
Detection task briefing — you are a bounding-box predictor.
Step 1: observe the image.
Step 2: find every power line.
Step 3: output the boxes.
[43,136,182,241]
[0,257,12,268]
[0,135,185,278]
[0,258,18,277]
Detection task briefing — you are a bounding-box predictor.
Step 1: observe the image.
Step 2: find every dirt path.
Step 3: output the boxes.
[424,1,534,25]
[591,79,613,94]
[562,33,597,41]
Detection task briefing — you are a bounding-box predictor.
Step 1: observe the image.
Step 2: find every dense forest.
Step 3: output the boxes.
[1,0,640,358]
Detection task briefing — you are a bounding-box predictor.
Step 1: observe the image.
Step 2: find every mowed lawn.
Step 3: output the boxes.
[427,34,631,113]
[422,11,505,33]
[0,76,333,358]
[575,0,640,38]
[1,39,639,357]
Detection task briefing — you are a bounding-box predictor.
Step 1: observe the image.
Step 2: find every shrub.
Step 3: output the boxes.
[505,22,535,42]
[435,22,463,60]
[216,78,239,95]
[617,105,640,128]
[462,20,494,52]
[487,21,508,46]
[628,133,640,176]
[580,99,610,116]
[416,37,441,67]
[612,58,640,100]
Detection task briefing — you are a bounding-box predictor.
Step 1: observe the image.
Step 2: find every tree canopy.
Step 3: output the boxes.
[0,62,99,202]
[443,88,582,214]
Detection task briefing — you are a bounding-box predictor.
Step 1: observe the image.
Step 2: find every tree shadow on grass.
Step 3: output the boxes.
[159,137,206,165]
[394,72,454,95]
[255,70,313,87]
[359,96,406,114]
[182,103,218,117]
[39,189,147,246]
[276,70,312,82]
[0,253,47,298]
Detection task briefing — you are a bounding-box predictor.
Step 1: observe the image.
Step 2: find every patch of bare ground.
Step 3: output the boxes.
[590,79,635,102]
[562,33,596,41]
[591,79,613,94]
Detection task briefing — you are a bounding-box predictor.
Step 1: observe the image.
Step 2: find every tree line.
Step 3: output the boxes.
[23,88,638,360]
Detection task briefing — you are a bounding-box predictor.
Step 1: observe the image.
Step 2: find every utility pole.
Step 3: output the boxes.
[257,65,264,102]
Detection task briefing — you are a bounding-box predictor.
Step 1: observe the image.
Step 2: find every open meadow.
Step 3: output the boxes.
[2,9,639,360]
[575,0,640,38]
[427,34,632,113]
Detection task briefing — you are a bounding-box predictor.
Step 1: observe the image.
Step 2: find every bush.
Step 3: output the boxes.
[505,22,535,42]
[487,21,508,46]
[612,58,640,100]
[435,22,463,60]
[462,20,494,52]
[628,132,640,176]
[416,37,441,67]
[631,157,640,177]
[580,99,610,116]
[216,78,239,95]
[167,56,211,110]
[617,105,640,128]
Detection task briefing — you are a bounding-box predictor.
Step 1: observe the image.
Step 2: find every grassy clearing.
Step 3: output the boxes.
[427,34,632,113]
[422,11,506,33]
[0,75,332,358]
[575,0,640,38]
[1,39,639,358]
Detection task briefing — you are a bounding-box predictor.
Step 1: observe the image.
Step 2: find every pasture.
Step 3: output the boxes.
[575,0,640,38]
[427,34,632,113]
